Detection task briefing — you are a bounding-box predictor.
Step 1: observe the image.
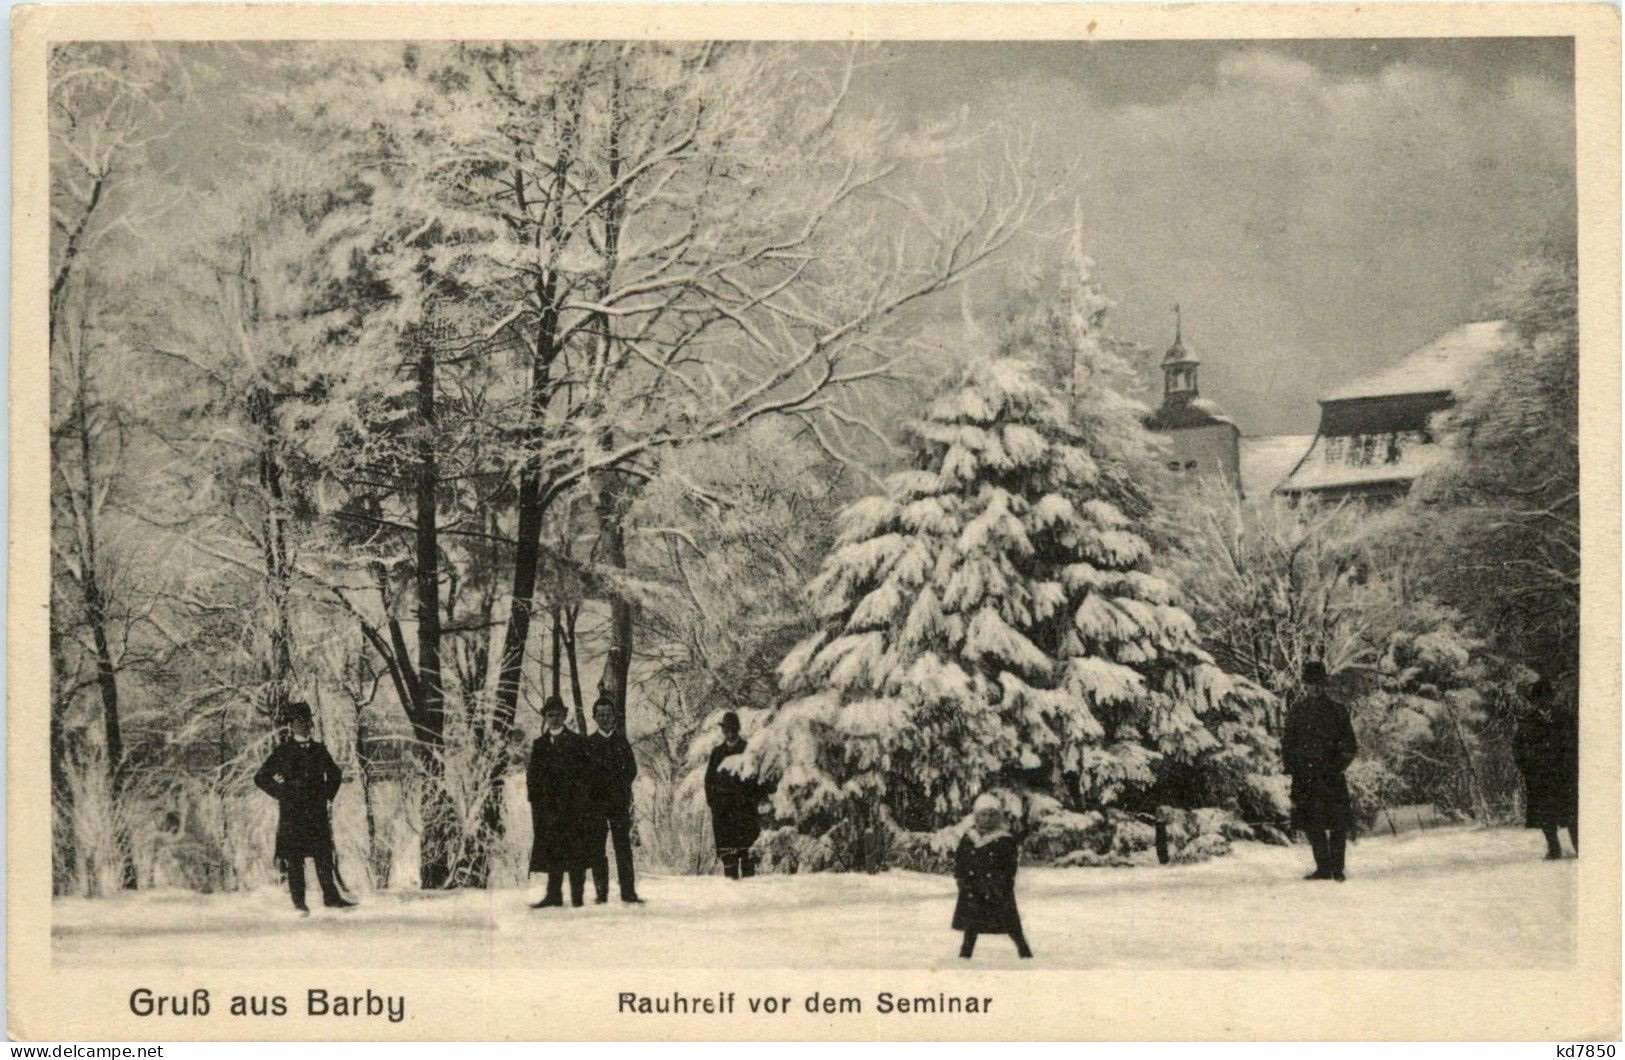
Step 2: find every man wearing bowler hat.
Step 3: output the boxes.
[704,711,764,879]
[1281,661,1358,882]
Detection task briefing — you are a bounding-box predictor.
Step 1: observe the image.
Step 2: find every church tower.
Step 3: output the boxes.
[1162,304,1200,403]
[1143,305,1243,494]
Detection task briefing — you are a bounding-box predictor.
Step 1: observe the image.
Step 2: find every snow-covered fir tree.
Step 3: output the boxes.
[750,335,1268,867]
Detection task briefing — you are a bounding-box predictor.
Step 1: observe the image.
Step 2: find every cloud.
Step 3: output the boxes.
[1214,49,1321,86]
[968,45,1575,434]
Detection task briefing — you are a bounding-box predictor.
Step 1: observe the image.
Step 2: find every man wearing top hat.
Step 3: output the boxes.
[528,695,591,908]
[254,701,354,914]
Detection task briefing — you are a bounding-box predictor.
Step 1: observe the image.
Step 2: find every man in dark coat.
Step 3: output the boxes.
[1515,677,1578,859]
[253,701,354,914]
[585,697,643,904]
[704,711,763,879]
[1281,661,1358,882]
[528,695,590,908]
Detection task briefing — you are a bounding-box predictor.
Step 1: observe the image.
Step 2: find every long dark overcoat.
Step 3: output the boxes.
[704,739,763,854]
[1516,710,1578,829]
[528,729,590,873]
[1281,690,1358,833]
[586,731,638,817]
[254,739,343,861]
[951,831,1023,934]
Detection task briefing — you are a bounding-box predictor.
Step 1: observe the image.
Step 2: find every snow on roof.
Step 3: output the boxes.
[1323,320,1510,402]
[1239,434,1314,498]
[1277,431,1449,494]
[1144,396,1235,431]
[1187,398,1234,426]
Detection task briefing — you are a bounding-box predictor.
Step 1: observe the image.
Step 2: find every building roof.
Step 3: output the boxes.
[1144,396,1235,431]
[1274,320,1509,499]
[1323,320,1509,402]
[1277,430,1451,495]
[1239,434,1314,499]
[1317,391,1454,437]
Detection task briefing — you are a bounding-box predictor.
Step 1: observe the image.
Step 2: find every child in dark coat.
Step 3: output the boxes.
[953,793,1033,959]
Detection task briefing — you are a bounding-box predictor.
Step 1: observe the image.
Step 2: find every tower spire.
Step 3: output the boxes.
[1162,302,1198,401]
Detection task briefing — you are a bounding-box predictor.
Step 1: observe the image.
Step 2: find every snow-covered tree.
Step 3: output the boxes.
[49,42,177,893]
[1175,473,1530,828]
[1414,243,1578,693]
[1349,606,1527,825]
[986,222,1170,536]
[750,348,1264,869]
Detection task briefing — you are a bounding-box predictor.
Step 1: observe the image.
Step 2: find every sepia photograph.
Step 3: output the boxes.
[10,1,1620,1042]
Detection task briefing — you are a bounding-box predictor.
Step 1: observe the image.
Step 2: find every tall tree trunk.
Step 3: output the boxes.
[71,361,137,890]
[355,707,392,890]
[490,73,585,741]
[478,90,585,885]
[490,286,564,736]
[411,326,457,889]
[50,643,76,896]
[563,607,586,729]
[591,62,635,733]
[549,607,563,700]
[257,418,296,723]
[597,477,635,733]
[245,249,296,730]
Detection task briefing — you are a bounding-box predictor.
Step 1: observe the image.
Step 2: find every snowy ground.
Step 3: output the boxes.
[53,826,1573,969]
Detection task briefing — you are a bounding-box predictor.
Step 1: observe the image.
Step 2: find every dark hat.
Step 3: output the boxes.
[1302,660,1328,684]
[542,694,567,717]
[720,710,741,731]
[285,700,313,724]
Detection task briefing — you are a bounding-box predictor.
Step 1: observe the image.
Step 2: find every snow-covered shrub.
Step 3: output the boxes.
[1022,802,1109,863]
[1172,832,1231,864]
[1108,813,1159,857]
[1344,758,1408,828]
[885,822,963,875]
[646,757,723,877]
[1055,848,1135,868]
[1253,824,1293,846]
[60,748,144,897]
[1349,615,1525,824]
[1190,806,1252,841]
[1242,773,1292,830]
[1142,805,1224,854]
[754,826,840,875]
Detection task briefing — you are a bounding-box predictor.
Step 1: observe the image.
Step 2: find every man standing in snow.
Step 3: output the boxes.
[529,696,591,908]
[254,701,354,914]
[1515,677,1578,860]
[705,711,763,879]
[1281,661,1358,882]
[586,696,643,904]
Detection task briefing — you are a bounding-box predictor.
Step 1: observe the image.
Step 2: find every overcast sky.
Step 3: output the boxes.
[854,39,1575,435]
[147,38,1575,438]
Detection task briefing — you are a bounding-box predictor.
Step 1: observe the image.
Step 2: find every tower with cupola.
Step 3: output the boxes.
[1143,305,1243,493]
